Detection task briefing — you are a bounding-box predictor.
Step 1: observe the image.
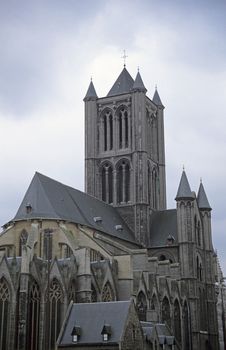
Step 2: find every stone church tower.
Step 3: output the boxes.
[84,66,166,245]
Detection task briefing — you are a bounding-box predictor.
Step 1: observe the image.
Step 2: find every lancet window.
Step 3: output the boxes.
[102,282,114,302]
[47,278,64,350]
[27,280,41,350]
[152,167,158,209]
[183,302,190,349]
[162,296,171,329]
[174,299,181,344]
[102,110,113,152]
[0,277,10,349]
[136,291,147,321]
[101,163,113,204]
[117,160,130,204]
[148,163,151,205]
[118,107,130,149]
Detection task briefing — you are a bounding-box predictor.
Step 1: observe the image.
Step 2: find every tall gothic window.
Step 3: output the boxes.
[47,278,63,350]
[117,160,130,203]
[136,291,147,321]
[27,280,40,350]
[101,163,113,204]
[118,107,130,149]
[183,301,190,350]
[174,299,181,344]
[102,110,113,151]
[152,167,158,209]
[0,277,10,349]
[162,296,171,329]
[102,282,114,302]
[148,163,151,205]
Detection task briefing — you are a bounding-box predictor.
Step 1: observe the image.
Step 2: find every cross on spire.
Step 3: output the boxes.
[121,50,128,67]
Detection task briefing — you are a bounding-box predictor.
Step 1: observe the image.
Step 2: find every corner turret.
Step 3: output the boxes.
[84,80,98,101]
[132,71,147,93]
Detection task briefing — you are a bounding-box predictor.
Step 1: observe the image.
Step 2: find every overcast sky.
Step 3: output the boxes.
[0,0,226,274]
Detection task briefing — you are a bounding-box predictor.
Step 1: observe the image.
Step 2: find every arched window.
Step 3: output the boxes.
[102,282,114,302]
[174,299,181,344]
[136,291,147,321]
[183,301,190,350]
[102,110,113,151]
[0,277,10,349]
[152,167,158,209]
[162,297,171,329]
[117,160,130,203]
[47,278,64,350]
[148,163,151,205]
[159,254,166,261]
[27,280,40,350]
[197,221,201,246]
[101,163,113,204]
[19,229,28,256]
[118,107,129,149]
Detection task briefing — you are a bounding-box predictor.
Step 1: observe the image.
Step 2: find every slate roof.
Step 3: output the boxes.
[107,67,134,96]
[11,172,137,244]
[175,170,194,200]
[197,182,211,210]
[152,88,164,107]
[84,80,98,100]
[58,301,131,347]
[132,71,147,92]
[149,209,178,247]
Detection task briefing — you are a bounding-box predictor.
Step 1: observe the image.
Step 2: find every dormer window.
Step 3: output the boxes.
[71,325,81,343]
[166,233,175,245]
[26,203,32,214]
[101,324,111,342]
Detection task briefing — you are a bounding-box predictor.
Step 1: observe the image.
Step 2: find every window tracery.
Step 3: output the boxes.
[102,282,114,302]
[27,280,40,350]
[118,107,130,149]
[102,110,113,152]
[162,296,171,328]
[0,277,10,349]
[174,299,181,344]
[136,291,147,321]
[117,160,130,204]
[47,278,63,350]
[101,163,113,204]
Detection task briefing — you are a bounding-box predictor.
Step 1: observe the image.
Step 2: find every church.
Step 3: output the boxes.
[0,64,225,350]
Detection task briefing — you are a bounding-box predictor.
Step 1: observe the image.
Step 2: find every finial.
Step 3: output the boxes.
[200,177,202,183]
[91,76,92,82]
[137,66,140,72]
[155,84,157,90]
[183,165,185,171]
[121,49,128,67]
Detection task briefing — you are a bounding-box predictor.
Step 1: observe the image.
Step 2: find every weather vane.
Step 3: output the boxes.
[121,50,128,67]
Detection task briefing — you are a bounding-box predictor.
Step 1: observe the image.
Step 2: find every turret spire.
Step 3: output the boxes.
[84,79,98,101]
[197,181,211,210]
[175,170,194,200]
[132,70,147,92]
[153,87,164,107]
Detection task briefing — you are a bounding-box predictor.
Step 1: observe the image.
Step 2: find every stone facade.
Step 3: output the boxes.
[0,65,225,350]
